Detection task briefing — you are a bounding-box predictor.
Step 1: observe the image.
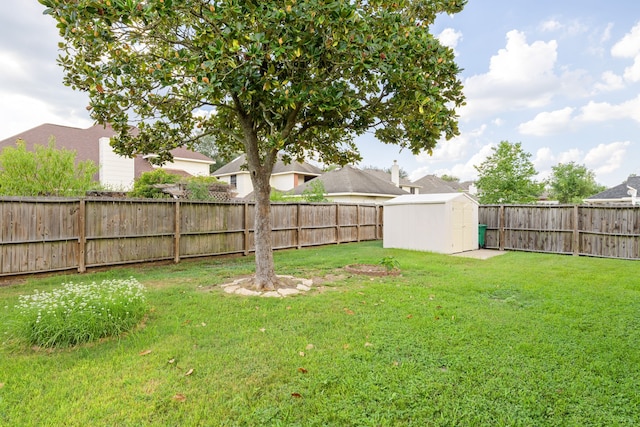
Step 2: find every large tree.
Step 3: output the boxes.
[475,141,543,204]
[40,0,466,289]
[547,162,605,204]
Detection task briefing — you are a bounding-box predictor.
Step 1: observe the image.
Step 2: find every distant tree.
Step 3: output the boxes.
[192,135,240,173]
[301,179,328,202]
[475,141,543,204]
[439,174,459,182]
[547,162,606,203]
[0,138,98,197]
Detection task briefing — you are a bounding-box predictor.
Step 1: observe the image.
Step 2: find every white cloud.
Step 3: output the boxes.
[584,141,631,175]
[460,30,560,118]
[437,28,463,55]
[593,70,625,93]
[611,22,640,82]
[611,22,640,58]
[577,95,640,123]
[416,125,486,164]
[518,107,575,136]
[539,18,588,37]
[540,19,562,32]
[557,148,583,164]
[601,23,614,44]
[411,143,495,182]
[0,93,92,140]
[533,147,583,172]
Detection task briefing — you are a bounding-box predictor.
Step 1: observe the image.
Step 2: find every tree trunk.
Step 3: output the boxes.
[252,169,278,290]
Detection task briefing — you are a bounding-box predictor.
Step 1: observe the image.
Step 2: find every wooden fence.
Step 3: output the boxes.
[0,198,383,277]
[479,204,640,260]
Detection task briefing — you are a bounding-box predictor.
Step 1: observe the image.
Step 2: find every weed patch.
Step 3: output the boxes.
[9,277,148,348]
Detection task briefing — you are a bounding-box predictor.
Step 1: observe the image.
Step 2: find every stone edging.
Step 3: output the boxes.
[220,275,313,298]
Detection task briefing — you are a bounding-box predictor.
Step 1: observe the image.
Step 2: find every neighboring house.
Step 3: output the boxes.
[0,123,214,190]
[213,153,322,198]
[584,175,640,205]
[411,174,478,196]
[363,161,421,194]
[290,165,408,203]
[411,174,459,194]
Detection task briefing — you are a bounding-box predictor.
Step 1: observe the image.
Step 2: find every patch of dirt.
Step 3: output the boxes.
[344,264,400,277]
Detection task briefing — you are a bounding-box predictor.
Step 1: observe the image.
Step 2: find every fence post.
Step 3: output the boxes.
[499,205,505,251]
[244,202,250,255]
[296,203,302,249]
[573,205,580,256]
[356,204,361,242]
[335,204,340,244]
[174,200,181,263]
[77,198,86,273]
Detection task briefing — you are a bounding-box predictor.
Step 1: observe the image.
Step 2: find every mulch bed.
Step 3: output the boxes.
[344,264,401,277]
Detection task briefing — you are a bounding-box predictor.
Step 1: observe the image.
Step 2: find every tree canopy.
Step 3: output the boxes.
[0,138,98,197]
[547,162,605,204]
[475,141,543,204]
[40,0,467,288]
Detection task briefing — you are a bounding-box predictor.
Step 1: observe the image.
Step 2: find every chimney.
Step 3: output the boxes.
[391,160,400,187]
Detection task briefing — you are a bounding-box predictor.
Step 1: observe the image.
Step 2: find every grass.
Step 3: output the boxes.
[1,241,639,426]
[11,277,148,347]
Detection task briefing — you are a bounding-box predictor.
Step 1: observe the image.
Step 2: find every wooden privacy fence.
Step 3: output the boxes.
[0,198,383,277]
[479,204,640,260]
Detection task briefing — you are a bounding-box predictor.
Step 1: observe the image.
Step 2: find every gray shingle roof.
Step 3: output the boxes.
[212,153,322,176]
[362,168,419,188]
[587,176,640,200]
[291,165,408,196]
[411,174,459,193]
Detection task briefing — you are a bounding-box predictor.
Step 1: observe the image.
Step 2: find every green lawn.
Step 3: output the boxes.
[1,241,639,426]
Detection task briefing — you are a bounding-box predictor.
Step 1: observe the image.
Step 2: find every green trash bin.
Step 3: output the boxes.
[478,224,487,248]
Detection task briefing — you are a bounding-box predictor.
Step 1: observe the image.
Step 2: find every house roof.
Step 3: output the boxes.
[362,168,419,188]
[212,153,322,176]
[411,174,459,193]
[586,175,640,200]
[291,165,408,197]
[0,123,214,178]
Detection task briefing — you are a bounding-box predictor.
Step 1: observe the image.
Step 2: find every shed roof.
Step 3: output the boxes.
[385,193,478,206]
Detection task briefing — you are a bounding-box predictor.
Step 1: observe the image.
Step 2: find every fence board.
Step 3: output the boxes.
[481,204,640,260]
[0,198,382,276]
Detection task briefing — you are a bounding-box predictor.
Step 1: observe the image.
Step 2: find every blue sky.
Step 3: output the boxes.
[1,1,639,187]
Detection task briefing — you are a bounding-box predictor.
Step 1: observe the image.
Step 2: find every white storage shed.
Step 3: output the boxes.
[383,193,479,254]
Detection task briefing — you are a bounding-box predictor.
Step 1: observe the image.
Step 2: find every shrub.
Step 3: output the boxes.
[12,277,148,348]
[0,137,98,197]
[129,169,181,198]
[185,175,223,200]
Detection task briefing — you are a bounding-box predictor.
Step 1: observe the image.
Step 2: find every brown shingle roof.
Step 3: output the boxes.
[0,123,213,179]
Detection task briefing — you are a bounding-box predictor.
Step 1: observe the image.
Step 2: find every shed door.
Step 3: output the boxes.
[452,200,473,252]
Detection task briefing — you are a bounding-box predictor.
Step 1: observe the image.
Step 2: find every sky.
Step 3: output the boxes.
[1,1,640,187]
